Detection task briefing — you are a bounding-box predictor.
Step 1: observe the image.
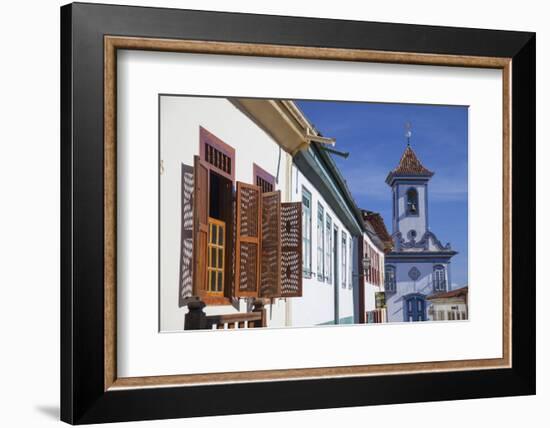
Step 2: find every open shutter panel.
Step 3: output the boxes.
[259,191,281,298]
[192,155,209,298]
[179,163,194,306]
[280,202,303,297]
[235,182,261,298]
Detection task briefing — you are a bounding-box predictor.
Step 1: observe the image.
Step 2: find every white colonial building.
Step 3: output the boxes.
[289,143,365,326]
[360,210,393,324]
[427,286,468,321]
[160,96,304,331]
[160,95,378,331]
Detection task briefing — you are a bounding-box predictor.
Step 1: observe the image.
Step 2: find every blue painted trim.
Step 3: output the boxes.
[396,184,400,233]
[385,264,397,292]
[432,264,447,292]
[392,185,397,233]
[316,316,355,325]
[447,261,453,290]
[424,183,429,230]
[392,179,431,184]
[385,255,455,264]
[339,316,354,324]
[387,176,432,186]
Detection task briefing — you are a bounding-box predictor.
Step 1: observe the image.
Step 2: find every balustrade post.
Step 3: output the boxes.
[184,297,207,330]
[252,299,267,328]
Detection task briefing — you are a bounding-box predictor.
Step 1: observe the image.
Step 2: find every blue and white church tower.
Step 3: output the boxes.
[384,140,457,322]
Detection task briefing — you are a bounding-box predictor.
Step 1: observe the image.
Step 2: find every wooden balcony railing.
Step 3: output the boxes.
[184,298,266,330]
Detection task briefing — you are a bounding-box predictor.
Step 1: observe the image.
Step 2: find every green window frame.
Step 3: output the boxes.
[317,203,325,281]
[302,187,312,278]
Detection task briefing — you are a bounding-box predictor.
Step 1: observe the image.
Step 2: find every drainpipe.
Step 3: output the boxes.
[358,238,366,324]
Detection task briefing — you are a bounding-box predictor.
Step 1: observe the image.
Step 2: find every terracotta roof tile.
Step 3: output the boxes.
[427,286,468,300]
[361,210,393,253]
[386,145,433,184]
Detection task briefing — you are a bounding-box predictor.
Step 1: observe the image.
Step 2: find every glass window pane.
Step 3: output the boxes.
[209,271,216,291]
[217,272,223,291]
[212,246,217,267]
[218,248,224,268]
[211,224,217,244]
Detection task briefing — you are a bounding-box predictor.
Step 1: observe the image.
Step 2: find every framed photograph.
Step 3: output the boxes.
[61,2,535,424]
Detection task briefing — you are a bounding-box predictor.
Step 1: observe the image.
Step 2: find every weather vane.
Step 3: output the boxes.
[405,121,412,146]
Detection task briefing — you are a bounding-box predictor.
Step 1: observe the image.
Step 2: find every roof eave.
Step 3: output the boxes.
[385,171,434,186]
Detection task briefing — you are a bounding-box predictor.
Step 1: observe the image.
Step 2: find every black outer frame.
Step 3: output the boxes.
[60,2,535,424]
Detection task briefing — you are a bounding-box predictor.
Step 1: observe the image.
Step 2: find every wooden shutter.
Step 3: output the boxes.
[259,191,281,298]
[280,202,303,297]
[179,163,194,306]
[192,155,209,298]
[235,182,261,298]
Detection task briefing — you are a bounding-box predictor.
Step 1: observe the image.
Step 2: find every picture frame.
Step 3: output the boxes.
[61,2,535,424]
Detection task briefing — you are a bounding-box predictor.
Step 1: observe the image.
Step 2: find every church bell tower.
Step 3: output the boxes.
[385,143,433,241]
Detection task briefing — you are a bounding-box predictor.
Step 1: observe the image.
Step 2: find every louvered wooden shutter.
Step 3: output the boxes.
[259,191,281,298]
[235,182,261,298]
[192,156,209,298]
[280,202,303,297]
[179,163,194,306]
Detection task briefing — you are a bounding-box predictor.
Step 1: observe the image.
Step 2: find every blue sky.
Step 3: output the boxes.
[296,100,468,288]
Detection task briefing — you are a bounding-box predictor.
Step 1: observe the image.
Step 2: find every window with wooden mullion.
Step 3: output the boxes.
[207,218,225,295]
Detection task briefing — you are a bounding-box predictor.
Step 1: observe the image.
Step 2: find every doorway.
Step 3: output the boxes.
[404,294,426,322]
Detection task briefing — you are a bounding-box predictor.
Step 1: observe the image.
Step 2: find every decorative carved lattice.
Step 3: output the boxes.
[179,163,194,306]
[192,156,209,298]
[280,202,303,297]
[260,191,281,297]
[235,182,261,297]
[238,242,259,293]
[239,186,259,238]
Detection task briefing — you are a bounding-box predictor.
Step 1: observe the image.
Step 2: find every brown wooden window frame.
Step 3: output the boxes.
[196,127,236,306]
[200,126,236,182]
[253,163,276,193]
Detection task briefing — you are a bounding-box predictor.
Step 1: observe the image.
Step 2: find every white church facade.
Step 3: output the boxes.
[384,144,457,322]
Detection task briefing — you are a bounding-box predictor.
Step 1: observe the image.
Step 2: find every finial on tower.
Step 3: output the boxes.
[405,121,412,146]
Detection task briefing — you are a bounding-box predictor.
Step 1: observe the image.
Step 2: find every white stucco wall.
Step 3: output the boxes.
[159,96,291,332]
[287,165,355,326]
